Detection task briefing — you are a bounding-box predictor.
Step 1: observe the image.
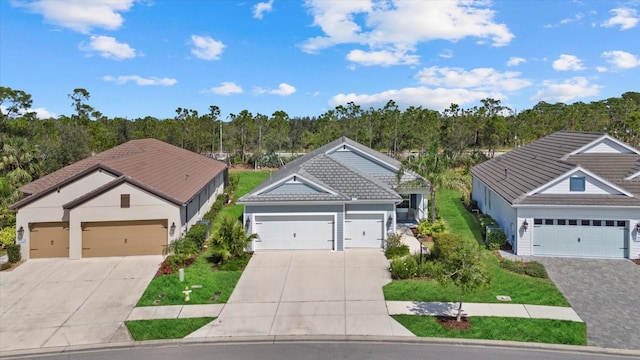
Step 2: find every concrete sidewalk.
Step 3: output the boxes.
[387,301,584,322]
[128,301,583,323]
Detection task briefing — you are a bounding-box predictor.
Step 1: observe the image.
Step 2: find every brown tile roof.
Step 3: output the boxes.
[471,131,640,206]
[15,139,226,208]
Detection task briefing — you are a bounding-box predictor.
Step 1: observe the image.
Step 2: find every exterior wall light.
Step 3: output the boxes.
[522,220,529,231]
[170,222,176,236]
[245,217,251,229]
[17,226,24,239]
[636,221,640,232]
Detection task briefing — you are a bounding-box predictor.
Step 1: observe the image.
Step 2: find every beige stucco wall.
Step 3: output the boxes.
[15,170,117,259]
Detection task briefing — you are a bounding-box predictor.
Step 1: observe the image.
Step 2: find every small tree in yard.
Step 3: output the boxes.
[434,234,490,322]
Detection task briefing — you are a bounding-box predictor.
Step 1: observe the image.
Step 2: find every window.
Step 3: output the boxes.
[569,176,586,192]
[557,219,566,225]
[568,219,577,226]
[545,219,554,225]
[581,220,590,226]
[534,218,543,225]
[120,194,130,208]
[592,220,602,226]
[605,220,615,227]
[616,220,626,227]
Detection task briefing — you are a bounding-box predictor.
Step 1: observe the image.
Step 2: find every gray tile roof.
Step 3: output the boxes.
[471,131,640,206]
[238,137,411,203]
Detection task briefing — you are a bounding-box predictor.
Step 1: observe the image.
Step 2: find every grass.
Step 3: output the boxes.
[383,188,569,306]
[393,315,587,345]
[125,317,215,340]
[137,170,270,307]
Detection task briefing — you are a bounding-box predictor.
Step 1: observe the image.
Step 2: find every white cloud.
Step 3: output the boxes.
[269,83,296,96]
[301,0,513,66]
[103,75,177,86]
[552,54,585,71]
[596,66,608,73]
[601,7,639,30]
[560,12,584,25]
[602,50,640,69]
[416,66,532,92]
[253,0,274,19]
[531,77,601,103]
[329,87,491,111]
[506,57,526,67]
[189,35,225,60]
[14,0,134,33]
[346,49,419,66]
[31,107,56,119]
[80,35,136,60]
[439,49,454,59]
[204,82,243,95]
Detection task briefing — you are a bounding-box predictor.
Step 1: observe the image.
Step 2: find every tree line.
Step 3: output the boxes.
[1,86,639,227]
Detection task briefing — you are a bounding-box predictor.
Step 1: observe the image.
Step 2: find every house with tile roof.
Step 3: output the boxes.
[10,139,227,260]
[471,130,640,259]
[237,137,430,250]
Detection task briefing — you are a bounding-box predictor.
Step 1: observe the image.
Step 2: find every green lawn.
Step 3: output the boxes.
[383,189,569,306]
[393,315,586,345]
[137,170,270,307]
[125,317,215,340]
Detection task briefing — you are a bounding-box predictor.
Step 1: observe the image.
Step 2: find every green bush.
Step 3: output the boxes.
[385,245,409,259]
[0,262,11,271]
[163,238,199,266]
[226,173,239,193]
[0,226,16,248]
[416,219,446,238]
[7,244,21,263]
[524,261,548,279]
[431,233,462,259]
[487,229,507,250]
[185,223,209,250]
[390,256,418,279]
[415,258,442,278]
[217,253,251,271]
[499,258,523,274]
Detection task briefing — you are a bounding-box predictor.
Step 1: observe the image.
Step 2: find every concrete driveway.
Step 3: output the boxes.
[0,256,162,352]
[188,250,413,338]
[537,257,640,350]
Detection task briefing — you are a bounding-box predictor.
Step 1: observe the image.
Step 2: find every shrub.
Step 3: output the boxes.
[386,233,403,248]
[163,238,199,267]
[416,259,442,278]
[6,244,21,263]
[486,229,507,250]
[390,256,418,280]
[431,233,462,259]
[214,216,257,258]
[416,219,446,238]
[524,261,548,279]
[203,194,227,222]
[0,226,16,248]
[185,223,209,250]
[385,245,409,259]
[0,262,11,271]
[217,253,251,271]
[226,173,239,193]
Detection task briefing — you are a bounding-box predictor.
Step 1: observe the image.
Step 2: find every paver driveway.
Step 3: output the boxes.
[188,249,413,338]
[0,256,161,352]
[538,257,640,350]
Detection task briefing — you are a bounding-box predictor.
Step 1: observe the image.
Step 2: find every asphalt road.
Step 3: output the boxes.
[6,342,638,360]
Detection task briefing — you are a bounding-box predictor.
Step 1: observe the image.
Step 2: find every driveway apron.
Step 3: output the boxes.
[0,256,162,352]
[188,249,413,338]
[537,257,640,350]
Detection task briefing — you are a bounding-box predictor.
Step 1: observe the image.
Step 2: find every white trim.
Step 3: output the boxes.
[513,204,640,209]
[252,212,338,250]
[626,170,640,180]
[526,166,634,197]
[325,143,400,172]
[255,173,338,196]
[567,134,640,156]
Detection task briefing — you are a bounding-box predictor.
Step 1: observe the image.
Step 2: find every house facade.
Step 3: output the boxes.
[237,137,430,250]
[10,139,227,259]
[471,131,640,259]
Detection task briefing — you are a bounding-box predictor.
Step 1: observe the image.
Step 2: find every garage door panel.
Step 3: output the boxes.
[533,219,626,258]
[82,220,167,257]
[254,215,334,250]
[30,222,69,258]
[344,214,384,248]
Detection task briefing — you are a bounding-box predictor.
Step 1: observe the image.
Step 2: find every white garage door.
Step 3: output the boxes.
[254,215,334,250]
[344,213,384,248]
[533,219,628,258]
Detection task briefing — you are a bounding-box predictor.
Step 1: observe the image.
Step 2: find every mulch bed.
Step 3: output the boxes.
[632,259,640,266]
[436,316,471,330]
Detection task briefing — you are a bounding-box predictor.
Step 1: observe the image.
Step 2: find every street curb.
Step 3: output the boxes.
[2,336,639,358]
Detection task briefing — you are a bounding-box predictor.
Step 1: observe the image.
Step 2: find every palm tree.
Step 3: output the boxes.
[214,216,258,258]
[402,142,468,223]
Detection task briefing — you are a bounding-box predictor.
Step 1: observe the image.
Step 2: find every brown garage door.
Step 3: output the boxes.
[82,219,168,257]
[30,222,69,258]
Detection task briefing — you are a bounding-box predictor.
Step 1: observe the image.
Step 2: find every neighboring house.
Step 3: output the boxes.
[471,130,640,259]
[10,139,227,260]
[237,137,430,251]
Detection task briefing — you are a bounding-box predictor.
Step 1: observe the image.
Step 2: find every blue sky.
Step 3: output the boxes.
[1,0,639,120]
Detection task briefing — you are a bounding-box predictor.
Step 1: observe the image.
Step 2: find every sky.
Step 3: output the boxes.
[1,0,639,121]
